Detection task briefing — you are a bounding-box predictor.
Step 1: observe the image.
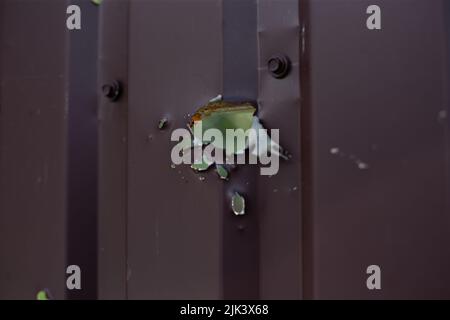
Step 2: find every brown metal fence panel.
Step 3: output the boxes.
[302,0,450,299]
[98,0,130,300]
[126,0,224,299]
[0,0,69,299]
[0,0,449,300]
[257,0,302,299]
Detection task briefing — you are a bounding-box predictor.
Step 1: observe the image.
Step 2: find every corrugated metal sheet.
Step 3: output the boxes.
[0,0,449,300]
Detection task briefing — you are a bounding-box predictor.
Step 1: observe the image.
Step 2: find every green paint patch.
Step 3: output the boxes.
[191,160,212,172]
[231,192,245,216]
[158,118,168,130]
[190,101,256,153]
[36,290,49,300]
[215,164,229,180]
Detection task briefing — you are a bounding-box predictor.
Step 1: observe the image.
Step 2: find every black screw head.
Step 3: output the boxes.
[267,54,291,79]
[102,81,122,101]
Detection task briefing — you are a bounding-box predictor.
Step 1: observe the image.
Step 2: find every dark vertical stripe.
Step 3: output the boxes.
[66,0,98,299]
[222,0,259,299]
[223,0,258,99]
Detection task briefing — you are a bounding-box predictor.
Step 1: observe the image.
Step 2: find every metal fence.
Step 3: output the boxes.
[0,0,449,299]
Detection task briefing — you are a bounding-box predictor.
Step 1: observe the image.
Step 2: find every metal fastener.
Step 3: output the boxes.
[267,54,291,79]
[102,81,122,102]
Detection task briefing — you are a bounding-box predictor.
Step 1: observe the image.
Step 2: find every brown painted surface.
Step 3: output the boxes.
[66,0,99,300]
[302,0,450,299]
[126,0,224,299]
[257,0,302,299]
[97,0,130,300]
[0,0,99,300]
[0,0,449,300]
[0,0,68,299]
[222,0,260,300]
